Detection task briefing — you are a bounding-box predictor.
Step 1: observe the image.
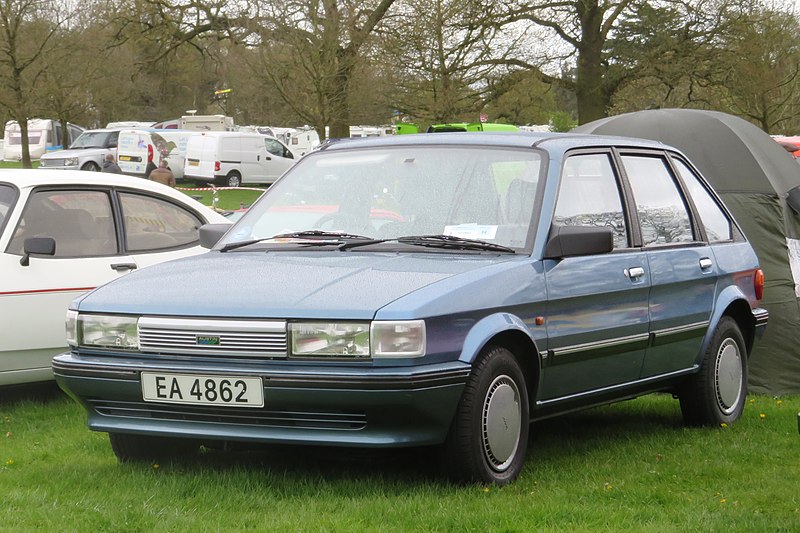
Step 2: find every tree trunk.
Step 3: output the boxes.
[327,48,356,140]
[575,1,611,124]
[18,117,32,169]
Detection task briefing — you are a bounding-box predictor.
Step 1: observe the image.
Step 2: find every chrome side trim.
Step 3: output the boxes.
[548,333,651,358]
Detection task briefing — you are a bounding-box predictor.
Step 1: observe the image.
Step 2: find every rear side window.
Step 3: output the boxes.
[120,193,202,251]
[672,159,732,241]
[555,153,629,249]
[622,155,694,246]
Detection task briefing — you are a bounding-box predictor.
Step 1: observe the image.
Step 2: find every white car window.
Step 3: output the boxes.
[120,193,203,251]
[7,190,117,257]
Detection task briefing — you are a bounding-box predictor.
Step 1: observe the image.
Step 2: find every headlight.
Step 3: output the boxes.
[289,320,426,358]
[78,314,139,350]
[290,322,370,357]
[64,157,78,166]
[371,321,425,358]
[65,310,78,346]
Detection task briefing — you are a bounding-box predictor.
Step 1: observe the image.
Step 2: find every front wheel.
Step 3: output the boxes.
[81,161,100,172]
[443,346,529,485]
[679,317,748,426]
[109,432,198,463]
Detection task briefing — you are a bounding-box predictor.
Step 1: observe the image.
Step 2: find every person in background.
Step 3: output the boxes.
[149,159,176,187]
[101,153,122,174]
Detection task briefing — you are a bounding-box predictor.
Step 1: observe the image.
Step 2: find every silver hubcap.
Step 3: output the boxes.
[482,374,522,472]
[715,337,743,415]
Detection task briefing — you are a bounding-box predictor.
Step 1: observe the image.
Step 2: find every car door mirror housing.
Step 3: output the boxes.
[20,237,56,266]
[543,225,614,259]
[199,223,231,249]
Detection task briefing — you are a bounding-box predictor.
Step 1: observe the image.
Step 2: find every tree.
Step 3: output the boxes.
[0,0,70,167]
[382,0,510,124]
[493,0,758,124]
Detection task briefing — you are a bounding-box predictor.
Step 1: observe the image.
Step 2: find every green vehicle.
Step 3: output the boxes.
[396,124,420,135]
[427,122,519,133]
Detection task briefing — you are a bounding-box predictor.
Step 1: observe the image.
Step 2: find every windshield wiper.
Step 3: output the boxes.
[219,230,373,252]
[340,234,516,253]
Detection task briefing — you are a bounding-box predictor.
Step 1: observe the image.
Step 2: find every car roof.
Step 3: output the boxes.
[0,169,229,222]
[319,131,671,154]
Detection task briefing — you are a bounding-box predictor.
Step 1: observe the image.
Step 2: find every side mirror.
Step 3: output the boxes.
[20,237,56,266]
[543,225,614,259]
[199,223,231,249]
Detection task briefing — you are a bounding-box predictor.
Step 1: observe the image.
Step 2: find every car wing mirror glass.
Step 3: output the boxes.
[543,225,614,259]
[20,236,56,266]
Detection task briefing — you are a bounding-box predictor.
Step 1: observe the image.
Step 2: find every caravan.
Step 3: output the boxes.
[116,129,192,179]
[3,119,84,161]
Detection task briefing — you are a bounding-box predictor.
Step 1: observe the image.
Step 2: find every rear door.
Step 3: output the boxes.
[619,151,717,377]
[542,152,650,400]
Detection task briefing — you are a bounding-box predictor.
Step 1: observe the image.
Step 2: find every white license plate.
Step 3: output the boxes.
[141,372,264,408]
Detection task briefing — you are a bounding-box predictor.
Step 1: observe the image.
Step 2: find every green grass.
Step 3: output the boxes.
[2,388,798,531]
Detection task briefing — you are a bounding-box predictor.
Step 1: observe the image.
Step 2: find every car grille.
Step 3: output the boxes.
[40,158,65,166]
[89,399,367,430]
[138,317,287,357]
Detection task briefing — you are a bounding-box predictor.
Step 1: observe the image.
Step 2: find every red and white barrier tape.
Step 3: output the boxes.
[176,186,267,192]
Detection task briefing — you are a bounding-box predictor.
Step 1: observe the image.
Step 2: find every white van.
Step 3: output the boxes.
[184,131,295,187]
[3,119,84,161]
[116,129,192,179]
[262,126,320,157]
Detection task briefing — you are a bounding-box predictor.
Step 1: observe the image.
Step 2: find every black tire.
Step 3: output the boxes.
[225,172,241,188]
[679,317,748,427]
[443,346,529,485]
[81,161,100,172]
[109,432,198,463]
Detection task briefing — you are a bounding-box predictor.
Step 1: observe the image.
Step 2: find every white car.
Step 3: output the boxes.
[0,170,231,386]
[38,128,122,172]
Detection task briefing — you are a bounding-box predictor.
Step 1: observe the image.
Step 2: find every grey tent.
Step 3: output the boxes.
[574,108,800,395]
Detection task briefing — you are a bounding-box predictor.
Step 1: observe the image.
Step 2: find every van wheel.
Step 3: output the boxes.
[443,346,529,485]
[678,316,747,427]
[225,172,241,188]
[81,161,100,172]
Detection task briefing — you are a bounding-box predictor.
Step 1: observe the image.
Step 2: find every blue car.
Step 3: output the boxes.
[54,132,768,485]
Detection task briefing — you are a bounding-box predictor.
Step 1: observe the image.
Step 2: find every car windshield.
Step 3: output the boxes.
[219,145,543,251]
[69,131,113,149]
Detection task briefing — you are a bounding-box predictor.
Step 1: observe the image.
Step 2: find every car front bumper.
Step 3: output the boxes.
[53,352,470,448]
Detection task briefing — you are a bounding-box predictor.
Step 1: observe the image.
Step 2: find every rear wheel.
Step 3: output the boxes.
[81,161,100,172]
[679,317,747,426]
[225,172,241,188]
[443,346,529,485]
[109,433,198,463]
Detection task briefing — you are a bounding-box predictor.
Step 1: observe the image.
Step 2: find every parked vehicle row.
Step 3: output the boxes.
[34,127,298,188]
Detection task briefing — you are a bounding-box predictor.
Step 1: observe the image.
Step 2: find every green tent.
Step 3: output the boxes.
[574,108,800,395]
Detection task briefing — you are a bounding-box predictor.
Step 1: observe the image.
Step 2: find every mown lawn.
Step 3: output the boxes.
[1,387,798,531]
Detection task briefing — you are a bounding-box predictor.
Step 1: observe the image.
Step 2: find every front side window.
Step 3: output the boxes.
[120,193,202,251]
[7,190,116,257]
[672,159,732,241]
[221,146,544,251]
[622,155,694,246]
[554,153,629,249]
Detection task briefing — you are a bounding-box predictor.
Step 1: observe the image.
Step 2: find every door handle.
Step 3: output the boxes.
[699,257,713,270]
[111,263,137,272]
[625,266,645,280]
